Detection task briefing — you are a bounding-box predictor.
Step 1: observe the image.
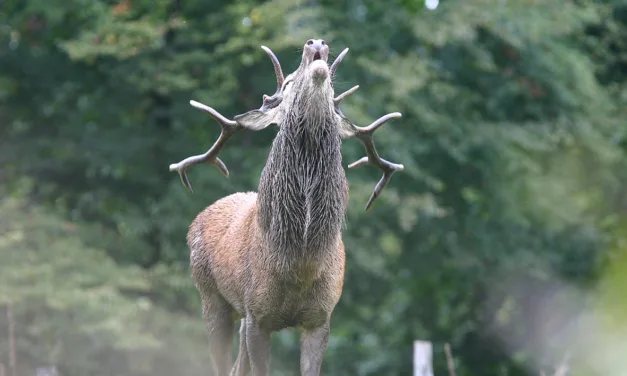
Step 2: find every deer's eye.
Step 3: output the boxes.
[321,40,325,45]
[307,40,314,45]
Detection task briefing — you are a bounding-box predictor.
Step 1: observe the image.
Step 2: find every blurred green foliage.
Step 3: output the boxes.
[1,0,627,375]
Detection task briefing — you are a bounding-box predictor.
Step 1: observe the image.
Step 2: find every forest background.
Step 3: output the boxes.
[1,0,627,375]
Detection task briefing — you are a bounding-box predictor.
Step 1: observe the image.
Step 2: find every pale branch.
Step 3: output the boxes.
[7,302,17,376]
[444,343,457,376]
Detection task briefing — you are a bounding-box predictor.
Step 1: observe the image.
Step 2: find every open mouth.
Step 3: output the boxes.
[313,52,321,61]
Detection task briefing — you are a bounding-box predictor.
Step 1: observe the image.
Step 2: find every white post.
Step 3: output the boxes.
[414,340,434,376]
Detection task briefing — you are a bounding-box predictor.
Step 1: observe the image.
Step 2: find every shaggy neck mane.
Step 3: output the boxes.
[257,80,347,256]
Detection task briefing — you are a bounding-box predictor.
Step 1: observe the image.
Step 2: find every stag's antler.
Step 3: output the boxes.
[169,101,240,192]
[169,46,285,192]
[334,85,405,210]
[330,47,349,80]
[261,45,284,91]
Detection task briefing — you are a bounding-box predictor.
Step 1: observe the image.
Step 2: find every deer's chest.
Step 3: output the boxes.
[259,130,346,250]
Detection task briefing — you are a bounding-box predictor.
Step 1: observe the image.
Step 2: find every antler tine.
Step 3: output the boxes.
[334,85,359,104]
[347,112,404,210]
[330,47,349,79]
[168,100,241,193]
[261,45,284,90]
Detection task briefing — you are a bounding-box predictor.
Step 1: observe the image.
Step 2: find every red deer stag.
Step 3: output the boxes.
[169,39,404,376]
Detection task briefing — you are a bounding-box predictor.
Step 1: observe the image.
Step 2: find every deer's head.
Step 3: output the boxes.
[234,38,342,131]
[169,39,404,210]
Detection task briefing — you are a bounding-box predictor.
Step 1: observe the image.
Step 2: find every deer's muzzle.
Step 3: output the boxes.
[310,60,329,83]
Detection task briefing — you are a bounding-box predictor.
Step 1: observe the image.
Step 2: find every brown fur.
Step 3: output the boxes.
[188,192,345,327]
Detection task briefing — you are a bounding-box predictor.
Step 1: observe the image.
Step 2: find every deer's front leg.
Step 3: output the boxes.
[231,319,250,376]
[300,322,331,376]
[245,315,271,376]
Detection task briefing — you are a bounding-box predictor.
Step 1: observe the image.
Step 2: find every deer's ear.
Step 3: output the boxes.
[338,116,356,138]
[234,109,278,130]
[234,94,282,130]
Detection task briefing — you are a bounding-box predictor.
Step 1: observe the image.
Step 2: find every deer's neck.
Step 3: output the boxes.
[257,107,348,254]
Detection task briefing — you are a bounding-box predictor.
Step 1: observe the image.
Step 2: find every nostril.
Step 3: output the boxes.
[307,40,313,45]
